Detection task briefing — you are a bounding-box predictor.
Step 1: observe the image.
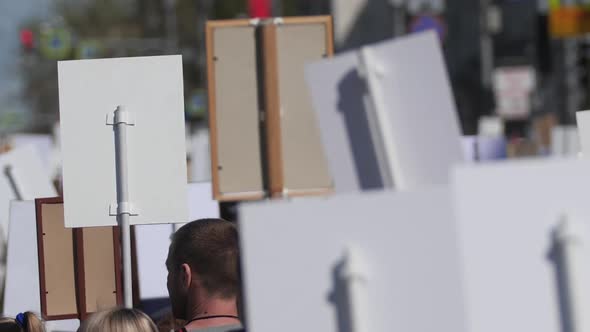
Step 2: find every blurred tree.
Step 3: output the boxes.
[57,0,139,37]
[19,0,321,131]
[19,0,143,132]
[19,0,200,131]
[213,1,247,19]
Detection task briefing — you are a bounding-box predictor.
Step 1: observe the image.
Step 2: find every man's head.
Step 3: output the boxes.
[166,218,240,319]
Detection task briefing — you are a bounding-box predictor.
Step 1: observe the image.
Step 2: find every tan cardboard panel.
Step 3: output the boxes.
[82,227,118,313]
[276,23,333,192]
[39,203,77,318]
[209,24,265,199]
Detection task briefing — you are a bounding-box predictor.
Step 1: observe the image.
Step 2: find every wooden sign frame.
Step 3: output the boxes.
[207,16,334,201]
[263,16,334,198]
[35,197,123,321]
[35,197,78,320]
[207,19,266,202]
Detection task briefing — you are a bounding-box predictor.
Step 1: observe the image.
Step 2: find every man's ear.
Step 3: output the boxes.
[180,263,192,290]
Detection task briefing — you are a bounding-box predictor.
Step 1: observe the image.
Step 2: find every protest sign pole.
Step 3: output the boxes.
[110,105,134,308]
[553,216,589,332]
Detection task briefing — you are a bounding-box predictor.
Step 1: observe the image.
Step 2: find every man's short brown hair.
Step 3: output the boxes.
[167,218,240,298]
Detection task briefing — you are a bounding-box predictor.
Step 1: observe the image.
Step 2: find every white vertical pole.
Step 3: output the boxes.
[113,106,133,308]
[553,215,589,332]
[340,246,369,332]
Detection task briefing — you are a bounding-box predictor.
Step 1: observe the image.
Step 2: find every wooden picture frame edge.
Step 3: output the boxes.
[206,21,221,201]
[261,23,284,199]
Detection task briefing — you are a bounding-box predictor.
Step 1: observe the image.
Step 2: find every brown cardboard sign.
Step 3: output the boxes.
[272,17,333,197]
[206,16,334,201]
[207,19,265,202]
[35,198,122,321]
[36,197,78,320]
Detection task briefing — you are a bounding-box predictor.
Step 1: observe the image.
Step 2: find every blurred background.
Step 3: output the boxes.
[0,0,582,160]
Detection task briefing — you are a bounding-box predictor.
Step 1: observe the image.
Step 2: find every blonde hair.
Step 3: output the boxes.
[80,308,157,332]
[0,311,45,332]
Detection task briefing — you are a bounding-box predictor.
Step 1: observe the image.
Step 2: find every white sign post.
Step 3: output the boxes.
[110,105,134,307]
[58,55,189,308]
[552,215,589,332]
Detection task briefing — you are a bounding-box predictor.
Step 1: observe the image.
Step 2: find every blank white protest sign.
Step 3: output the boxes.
[239,187,466,332]
[58,55,188,227]
[9,134,54,169]
[305,31,463,192]
[0,145,57,238]
[452,158,590,332]
[4,201,79,331]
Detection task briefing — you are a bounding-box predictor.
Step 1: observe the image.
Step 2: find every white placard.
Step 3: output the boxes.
[306,31,463,192]
[239,187,465,332]
[9,134,54,169]
[4,201,79,331]
[136,182,219,299]
[0,145,57,238]
[306,51,383,192]
[452,158,590,332]
[58,55,188,227]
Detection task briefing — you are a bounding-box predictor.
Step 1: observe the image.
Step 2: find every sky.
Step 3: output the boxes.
[0,1,52,114]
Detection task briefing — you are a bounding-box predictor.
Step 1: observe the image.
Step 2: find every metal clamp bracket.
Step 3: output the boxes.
[109,202,139,216]
[106,106,136,126]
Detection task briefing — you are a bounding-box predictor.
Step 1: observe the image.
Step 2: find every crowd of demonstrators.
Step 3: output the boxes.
[0,218,244,332]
